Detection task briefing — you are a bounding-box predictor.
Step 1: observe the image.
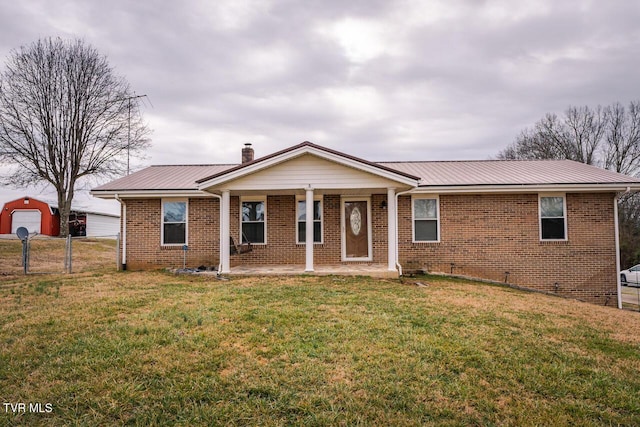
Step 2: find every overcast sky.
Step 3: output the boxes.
[1,0,640,215]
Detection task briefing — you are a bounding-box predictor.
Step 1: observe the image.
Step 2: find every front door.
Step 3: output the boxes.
[343,199,371,260]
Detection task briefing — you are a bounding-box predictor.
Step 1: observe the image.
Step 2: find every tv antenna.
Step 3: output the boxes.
[120,94,150,175]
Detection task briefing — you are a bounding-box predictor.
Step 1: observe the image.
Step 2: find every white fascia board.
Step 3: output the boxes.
[197,145,420,190]
[411,183,640,194]
[90,190,216,199]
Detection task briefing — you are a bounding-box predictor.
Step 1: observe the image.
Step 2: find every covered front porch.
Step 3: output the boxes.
[218,191,401,274]
[196,143,421,276]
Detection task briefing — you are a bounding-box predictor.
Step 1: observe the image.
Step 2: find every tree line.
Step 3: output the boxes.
[497,102,640,268]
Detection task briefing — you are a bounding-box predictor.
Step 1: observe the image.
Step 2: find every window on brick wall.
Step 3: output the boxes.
[539,194,567,240]
[162,199,187,245]
[413,196,439,242]
[297,197,323,244]
[241,198,266,244]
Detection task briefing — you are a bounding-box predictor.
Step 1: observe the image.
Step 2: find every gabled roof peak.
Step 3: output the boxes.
[195,141,421,185]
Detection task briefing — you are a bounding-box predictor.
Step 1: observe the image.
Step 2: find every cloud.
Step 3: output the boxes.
[1,0,640,210]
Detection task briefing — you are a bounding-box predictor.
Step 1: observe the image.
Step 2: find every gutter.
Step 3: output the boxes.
[394,188,417,276]
[91,190,213,199]
[412,183,640,194]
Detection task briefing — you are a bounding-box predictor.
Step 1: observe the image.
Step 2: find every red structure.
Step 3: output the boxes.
[0,197,60,236]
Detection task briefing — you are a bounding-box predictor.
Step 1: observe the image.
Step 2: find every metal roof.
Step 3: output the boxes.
[92,151,640,194]
[92,164,236,191]
[379,159,640,187]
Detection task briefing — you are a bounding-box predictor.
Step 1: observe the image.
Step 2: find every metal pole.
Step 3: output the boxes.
[127,98,131,175]
[25,239,30,274]
[183,245,188,270]
[64,236,68,272]
[68,235,73,274]
[115,94,147,176]
[22,240,27,275]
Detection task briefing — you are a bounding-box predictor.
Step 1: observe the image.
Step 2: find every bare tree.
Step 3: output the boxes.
[500,114,575,161]
[497,106,605,165]
[0,37,150,236]
[497,101,640,267]
[602,101,640,175]
[499,102,640,175]
[564,105,606,165]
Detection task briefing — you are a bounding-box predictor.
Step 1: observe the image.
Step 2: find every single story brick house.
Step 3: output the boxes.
[91,141,640,307]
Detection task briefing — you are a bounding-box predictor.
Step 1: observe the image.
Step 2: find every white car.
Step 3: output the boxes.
[620,265,640,286]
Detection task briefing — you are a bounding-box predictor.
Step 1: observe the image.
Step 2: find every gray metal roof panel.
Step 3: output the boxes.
[378,159,640,186]
[92,164,237,191]
[92,158,640,193]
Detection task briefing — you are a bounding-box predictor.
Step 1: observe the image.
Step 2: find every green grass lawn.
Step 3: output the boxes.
[1,253,639,425]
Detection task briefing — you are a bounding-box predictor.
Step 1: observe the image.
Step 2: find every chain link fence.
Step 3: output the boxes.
[2,234,640,312]
[0,234,118,275]
[621,284,640,312]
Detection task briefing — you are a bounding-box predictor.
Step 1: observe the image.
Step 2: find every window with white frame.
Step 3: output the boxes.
[413,196,439,242]
[540,194,566,240]
[297,197,322,244]
[162,199,187,245]
[241,198,266,244]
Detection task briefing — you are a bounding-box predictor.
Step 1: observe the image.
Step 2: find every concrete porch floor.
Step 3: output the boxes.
[227,263,398,278]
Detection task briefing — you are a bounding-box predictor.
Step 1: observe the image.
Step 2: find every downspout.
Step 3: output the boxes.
[208,194,223,275]
[395,187,418,276]
[615,187,630,309]
[114,194,126,270]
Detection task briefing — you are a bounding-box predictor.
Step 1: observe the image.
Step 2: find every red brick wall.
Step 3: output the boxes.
[121,192,619,305]
[123,195,390,268]
[124,198,219,269]
[229,195,388,265]
[398,193,618,305]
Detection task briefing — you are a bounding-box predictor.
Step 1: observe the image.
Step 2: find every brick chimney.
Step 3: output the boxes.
[242,143,254,163]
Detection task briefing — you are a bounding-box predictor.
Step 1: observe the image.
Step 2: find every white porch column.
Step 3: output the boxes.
[387,187,397,271]
[305,187,314,272]
[220,190,231,274]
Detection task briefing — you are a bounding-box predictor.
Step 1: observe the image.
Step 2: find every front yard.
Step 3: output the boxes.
[0,242,639,425]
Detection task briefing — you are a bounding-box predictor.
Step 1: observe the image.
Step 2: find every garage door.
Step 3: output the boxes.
[11,210,42,234]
